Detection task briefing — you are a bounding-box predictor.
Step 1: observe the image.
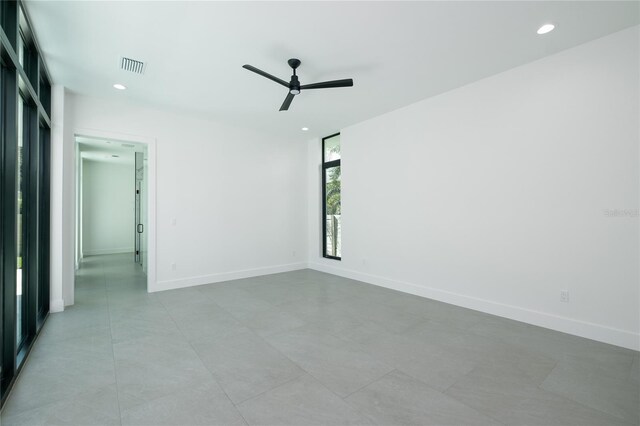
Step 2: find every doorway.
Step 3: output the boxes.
[75,135,150,282]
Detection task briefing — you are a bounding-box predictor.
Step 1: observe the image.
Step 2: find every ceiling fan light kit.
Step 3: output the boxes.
[242,58,354,111]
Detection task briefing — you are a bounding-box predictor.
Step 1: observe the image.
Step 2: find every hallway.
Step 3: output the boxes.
[1,255,638,425]
[1,254,149,425]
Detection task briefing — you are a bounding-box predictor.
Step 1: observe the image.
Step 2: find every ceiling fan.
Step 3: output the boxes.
[242,58,354,111]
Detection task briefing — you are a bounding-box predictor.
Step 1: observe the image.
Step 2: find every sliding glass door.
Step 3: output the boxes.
[0,0,52,408]
[15,97,25,352]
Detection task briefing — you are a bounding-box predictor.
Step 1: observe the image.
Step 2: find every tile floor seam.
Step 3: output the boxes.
[441,367,631,426]
[203,301,373,408]
[255,326,396,404]
[152,284,249,422]
[340,368,399,400]
[183,289,325,406]
[152,284,222,357]
[440,363,520,424]
[439,388,509,426]
[232,373,305,408]
[203,292,273,326]
[185,338,249,421]
[535,380,636,425]
[352,368,511,426]
[204,311,311,404]
[117,372,234,423]
[234,406,252,426]
[537,360,560,388]
[103,263,124,426]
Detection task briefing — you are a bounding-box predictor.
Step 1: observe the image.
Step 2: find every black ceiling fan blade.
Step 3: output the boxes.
[300,78,353,90]
[279,92,295,111]
[242,64,289,88]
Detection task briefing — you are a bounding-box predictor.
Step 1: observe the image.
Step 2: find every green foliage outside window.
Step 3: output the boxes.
[326,166,341,215]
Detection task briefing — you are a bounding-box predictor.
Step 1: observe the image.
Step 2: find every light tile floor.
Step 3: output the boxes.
[1,254,638,425]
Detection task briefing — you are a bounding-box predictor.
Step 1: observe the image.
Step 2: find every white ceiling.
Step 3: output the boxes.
[77,136,145,166]
[26,1,639,139]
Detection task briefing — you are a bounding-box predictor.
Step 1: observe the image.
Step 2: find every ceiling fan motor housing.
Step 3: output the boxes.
[288,59,301,94]
[289,75,300,94]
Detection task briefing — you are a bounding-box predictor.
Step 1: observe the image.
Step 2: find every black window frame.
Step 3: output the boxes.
[322,133,341,260]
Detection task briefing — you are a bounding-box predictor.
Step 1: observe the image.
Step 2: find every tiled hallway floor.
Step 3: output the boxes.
[1,254,638,425]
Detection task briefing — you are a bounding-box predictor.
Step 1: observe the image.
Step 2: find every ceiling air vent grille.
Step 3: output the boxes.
[120,57,145,74]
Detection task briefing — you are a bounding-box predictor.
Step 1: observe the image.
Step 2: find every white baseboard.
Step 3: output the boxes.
[83,248,134,256]
[152,262,308,293]
[308,262,640,351]
[50,299,65,313]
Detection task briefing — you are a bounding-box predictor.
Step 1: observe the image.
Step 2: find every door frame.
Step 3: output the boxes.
[73,128,156,296]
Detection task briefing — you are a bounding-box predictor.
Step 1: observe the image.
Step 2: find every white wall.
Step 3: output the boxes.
[50,85,73,311]
[55,92,307,299]
[308,27,640,350]
[81,159,135,255]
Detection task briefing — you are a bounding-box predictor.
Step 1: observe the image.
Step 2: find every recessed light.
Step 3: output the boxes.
[113,83,127,90]
[301,127,309,131]
[537,24,555,35]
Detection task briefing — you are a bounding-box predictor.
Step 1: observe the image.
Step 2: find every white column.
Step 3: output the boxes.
[49,84,66,312]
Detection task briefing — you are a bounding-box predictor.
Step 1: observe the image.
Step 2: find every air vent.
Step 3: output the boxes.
[121,143,135,148]
[120,57,145,74]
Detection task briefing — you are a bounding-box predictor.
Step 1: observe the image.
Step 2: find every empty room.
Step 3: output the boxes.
[0,1,638,425]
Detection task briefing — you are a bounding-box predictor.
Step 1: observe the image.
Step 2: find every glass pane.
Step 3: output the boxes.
[17,34,24,66]
[16,99,24,347]
[18,6,27,66]
[324,165,341,257]
[324,134,340,162]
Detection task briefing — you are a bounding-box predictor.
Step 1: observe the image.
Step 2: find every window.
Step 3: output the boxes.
[322,133,341,259]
